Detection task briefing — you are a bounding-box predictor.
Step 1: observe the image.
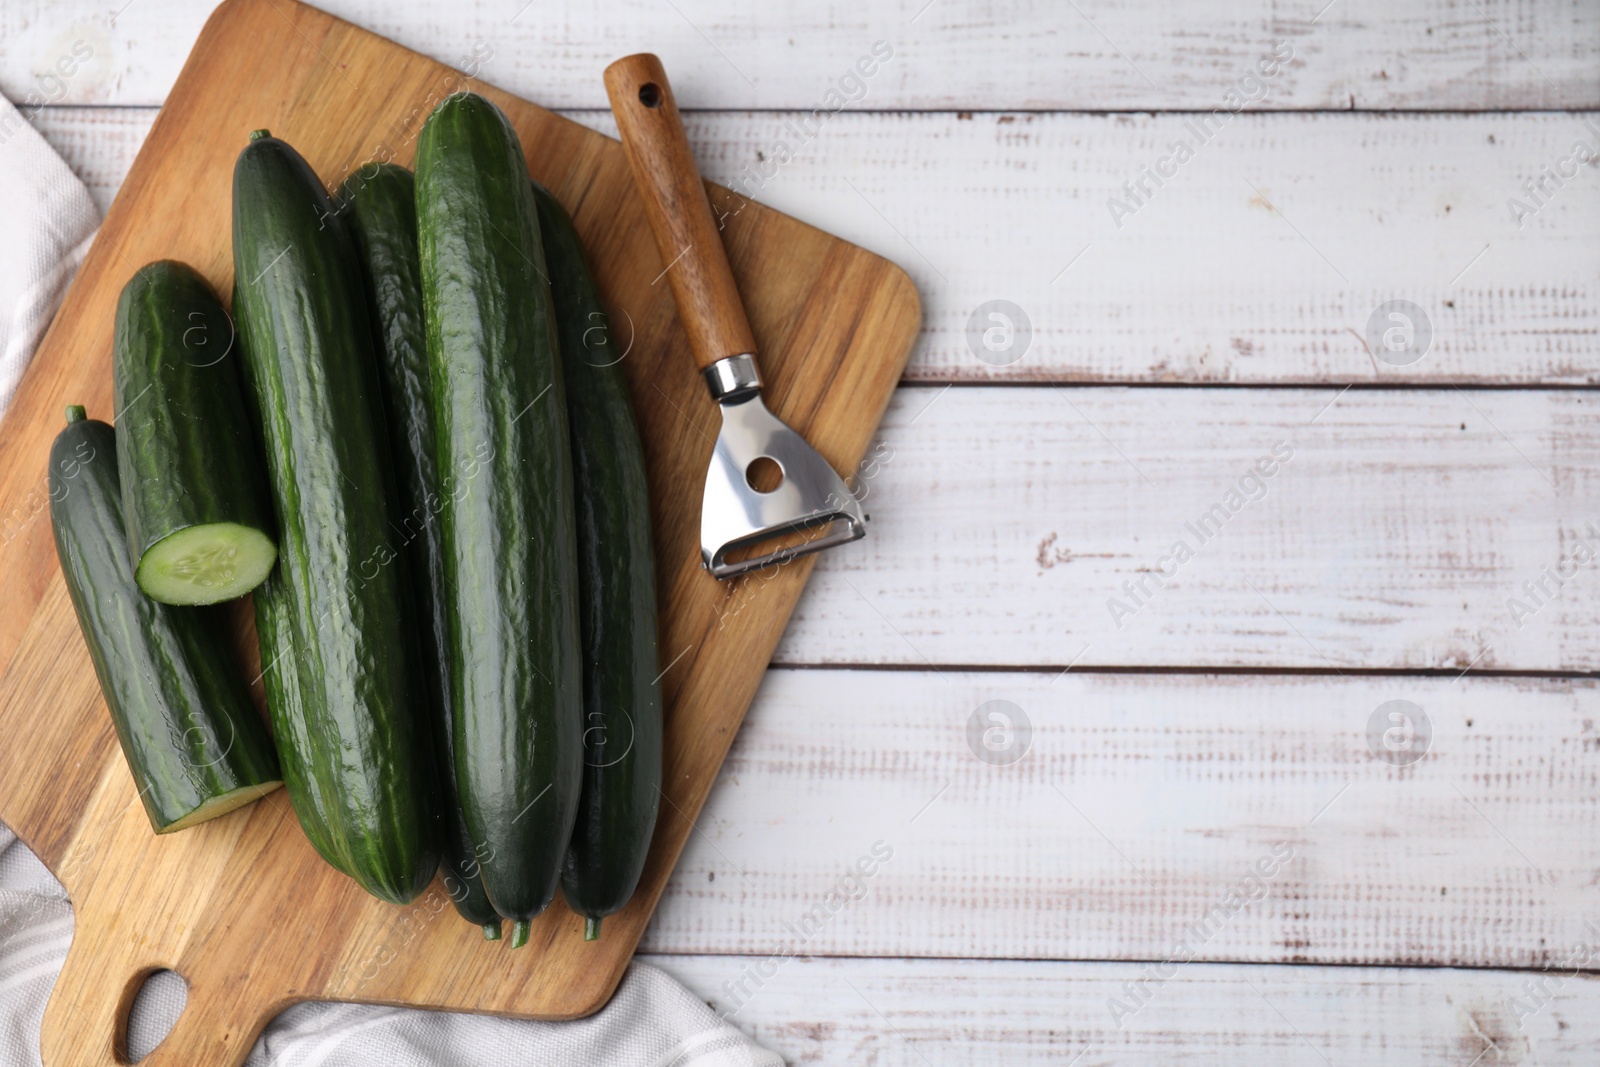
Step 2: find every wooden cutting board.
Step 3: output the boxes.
[0,1,919,1062]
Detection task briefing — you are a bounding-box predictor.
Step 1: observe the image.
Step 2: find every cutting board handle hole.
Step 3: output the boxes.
[119,968,189,1063]
[638,82,662,108]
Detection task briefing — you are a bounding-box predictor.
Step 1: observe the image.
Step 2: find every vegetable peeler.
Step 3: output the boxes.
[604,53,867,580]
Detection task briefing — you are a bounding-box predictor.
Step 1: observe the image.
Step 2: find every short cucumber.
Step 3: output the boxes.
[533,183,662,942]
[338,161,501,938]
[232,129,438,905]
[49,406,281,833]
[113,260,276,605]
[416,94,582,936]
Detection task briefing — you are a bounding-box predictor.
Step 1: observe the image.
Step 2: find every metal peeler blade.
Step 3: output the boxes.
[700,354,866,579]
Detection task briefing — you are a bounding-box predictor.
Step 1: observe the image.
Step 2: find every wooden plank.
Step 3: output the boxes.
[645,954,1600,1065]
[642,670,1599,969]
[692,110,1600,387]
[3,0,1598,110]
[774,385,1600,671]
[31,107,1600,386]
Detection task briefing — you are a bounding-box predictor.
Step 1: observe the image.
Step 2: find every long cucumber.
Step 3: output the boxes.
[533,182,662,942]
[232,129,437,904]
[338,160,501,938]
[416,93,582,945]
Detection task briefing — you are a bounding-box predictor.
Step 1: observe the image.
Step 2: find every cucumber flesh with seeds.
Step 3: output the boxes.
[113,260,276,605]
[338,160,502,934]
[136,522,276,605]
[532,183,662,940]
[49,406,282,834]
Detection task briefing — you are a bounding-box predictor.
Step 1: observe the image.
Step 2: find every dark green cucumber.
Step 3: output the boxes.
[338,161,501,938]
[113,260,276,605]
[232,129,437,905]
[416,93,582,935]
[251,562,341,864]
[49,406,281,833]
[534,183,662,942]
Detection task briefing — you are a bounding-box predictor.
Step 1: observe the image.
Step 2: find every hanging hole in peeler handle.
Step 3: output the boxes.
[604,52,761,368]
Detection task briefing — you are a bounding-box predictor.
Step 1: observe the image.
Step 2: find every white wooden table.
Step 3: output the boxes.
[5,0,1599,1061]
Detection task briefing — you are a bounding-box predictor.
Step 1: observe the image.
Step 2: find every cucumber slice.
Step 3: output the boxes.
[135,522,277,604]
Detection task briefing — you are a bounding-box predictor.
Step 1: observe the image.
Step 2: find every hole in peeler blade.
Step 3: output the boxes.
[638,82,662,107]
[744,456,784,494]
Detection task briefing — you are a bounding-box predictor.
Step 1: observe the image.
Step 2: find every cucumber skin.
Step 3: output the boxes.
[232,133,438,904]
[533,183,663,924]
[113,260,275,601]
[251,564,341,864]
[49,416,280,832]
[338,162,499,929]
[416,93,583,922]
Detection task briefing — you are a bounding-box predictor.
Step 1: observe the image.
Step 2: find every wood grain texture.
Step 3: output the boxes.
[648,954,1600,1066]
[31,106,1600,386]
[605,54,759,370]
[778,385,1600,671]
[643,669,1600,969]
[0,0,918,1061]
[3,0,1598,110]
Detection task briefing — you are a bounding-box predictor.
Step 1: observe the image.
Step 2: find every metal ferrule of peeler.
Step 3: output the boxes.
[703,353,762,404]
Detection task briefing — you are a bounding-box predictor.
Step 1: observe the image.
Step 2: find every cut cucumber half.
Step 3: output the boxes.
[114,260,277,606]
[157,780,284,834]
[135,522,278,604]
[50,412,283,835]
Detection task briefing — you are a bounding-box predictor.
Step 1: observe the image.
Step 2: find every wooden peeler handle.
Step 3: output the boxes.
[604,53,757,372]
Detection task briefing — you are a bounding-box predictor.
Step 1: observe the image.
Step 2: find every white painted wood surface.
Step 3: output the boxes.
[647,670,1600,968]
[782,385,1600,671]
[687,110,1600,387]
[31,107,1600,385]
[2,0,1598,110]
[646,955,1600,1065]
[9,4,1600,1061]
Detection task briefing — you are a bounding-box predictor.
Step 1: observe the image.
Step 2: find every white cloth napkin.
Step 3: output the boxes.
[0,98,97,419]
[0,94,782,1067]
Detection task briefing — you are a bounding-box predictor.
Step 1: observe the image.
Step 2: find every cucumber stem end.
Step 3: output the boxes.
[481,921,502,941]
[64,405,86,425]
[249,128,271,142]
[584,916,601,941]
[509,920,531,949]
